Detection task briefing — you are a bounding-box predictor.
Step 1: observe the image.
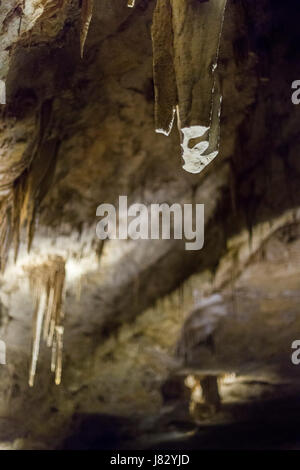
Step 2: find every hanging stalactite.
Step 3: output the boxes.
[152,0,177,137]
[0,175,33,272]
[80,0,94,58]
[26,256,66,387]
[151,0,227,174]
[80,0,135,58]
[0,80,6,105]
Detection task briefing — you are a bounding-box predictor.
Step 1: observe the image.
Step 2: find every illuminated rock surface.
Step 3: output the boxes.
[0,0,300,449]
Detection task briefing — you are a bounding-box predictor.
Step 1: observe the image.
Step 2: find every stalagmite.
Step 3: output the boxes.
[27,256,66,387]
[152,0,227,174]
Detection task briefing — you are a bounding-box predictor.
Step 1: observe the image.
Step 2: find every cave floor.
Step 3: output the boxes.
[61,386,300,450]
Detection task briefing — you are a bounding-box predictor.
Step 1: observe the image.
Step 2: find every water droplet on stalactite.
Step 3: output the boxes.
[151,0,227,174]
[27,257,66,387]
[0,80,6,105]
[80,0,94,58]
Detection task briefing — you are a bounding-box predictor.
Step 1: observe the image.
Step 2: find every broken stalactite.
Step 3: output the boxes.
[152,0,227,174]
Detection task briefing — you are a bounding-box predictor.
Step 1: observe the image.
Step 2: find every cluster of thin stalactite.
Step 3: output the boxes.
[26,256,66,387]
[0,98,58,272]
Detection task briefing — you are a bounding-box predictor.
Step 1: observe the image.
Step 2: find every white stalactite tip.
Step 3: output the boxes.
[0,340,6,365]
[181,126,218,174]
[127,0,135,7]
[0,80,6,105]
[155,107,176,137]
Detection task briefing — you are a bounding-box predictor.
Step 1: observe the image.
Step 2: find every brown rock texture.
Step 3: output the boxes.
[0,0,299,450]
